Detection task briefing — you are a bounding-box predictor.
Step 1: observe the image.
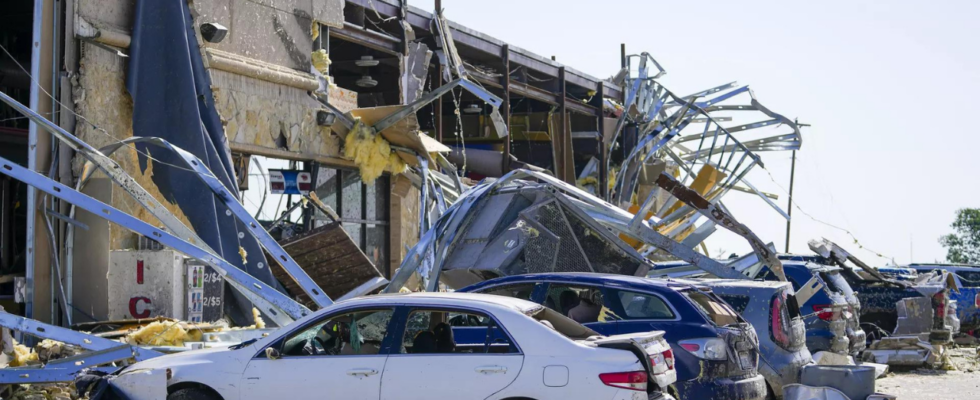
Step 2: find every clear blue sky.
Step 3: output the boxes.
[407,0,980,265]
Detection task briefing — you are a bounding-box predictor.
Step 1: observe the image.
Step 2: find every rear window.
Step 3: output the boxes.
[955,271,980,288]
[683,290,741,326]
[716,294,750,314]
[820,271,855,297]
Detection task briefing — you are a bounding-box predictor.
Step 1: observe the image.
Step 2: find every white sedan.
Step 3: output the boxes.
[127,293,675,400]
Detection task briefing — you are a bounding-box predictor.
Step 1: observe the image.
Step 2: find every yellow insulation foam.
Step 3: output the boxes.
[343,119,407,184]
[576,176,598,190]
[124,321,190,347]
[311,49,331,75]
[252,308,266,329]
[8,339,38,367]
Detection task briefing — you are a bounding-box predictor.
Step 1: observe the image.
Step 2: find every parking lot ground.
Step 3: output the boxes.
[875,346,980,399]
[877,370,980,399]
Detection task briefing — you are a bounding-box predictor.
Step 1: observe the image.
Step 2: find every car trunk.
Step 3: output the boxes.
[584,331,676,392]
[683,289,761,378]
[529,306,676,392]
[819,270,866,353]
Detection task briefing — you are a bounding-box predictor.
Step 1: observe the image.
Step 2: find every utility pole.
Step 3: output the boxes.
[785,119,809,253]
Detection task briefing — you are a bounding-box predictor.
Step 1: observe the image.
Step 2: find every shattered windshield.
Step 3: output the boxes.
[684,290,742,327]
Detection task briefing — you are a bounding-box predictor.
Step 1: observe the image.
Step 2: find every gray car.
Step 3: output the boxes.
[696,280,813,400]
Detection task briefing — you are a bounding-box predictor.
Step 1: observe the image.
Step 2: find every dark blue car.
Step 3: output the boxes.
[459,273,767,400]
[768,256,868,355]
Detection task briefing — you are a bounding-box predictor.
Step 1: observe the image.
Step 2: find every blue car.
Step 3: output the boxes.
[901,263,980,334]
[768,256,868,355]
[650,256,868,356]
[459,273,767,400]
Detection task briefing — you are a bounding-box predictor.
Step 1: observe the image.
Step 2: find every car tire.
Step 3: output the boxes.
[168,388,217,400]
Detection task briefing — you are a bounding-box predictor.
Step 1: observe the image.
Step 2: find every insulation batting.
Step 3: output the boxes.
[7,339,38,367]
[343,120,407,184]
[311,49,331,75]
[124,321,191,346]
[252,307,267,329]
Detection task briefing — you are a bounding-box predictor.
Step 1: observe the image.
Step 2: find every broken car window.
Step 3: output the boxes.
[280,309,394,357]
[683,290,741,327]
[400,309,517,354]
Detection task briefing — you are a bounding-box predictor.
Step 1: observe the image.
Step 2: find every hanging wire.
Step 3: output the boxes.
[0,42,198,174]
[759,165,891,260]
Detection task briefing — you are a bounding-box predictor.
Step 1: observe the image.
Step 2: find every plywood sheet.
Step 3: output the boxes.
[269,223,383,308]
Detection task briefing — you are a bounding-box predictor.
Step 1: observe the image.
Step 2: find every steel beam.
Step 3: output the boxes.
[331,22,401,56]
[0,156,310,325]
[502,44,511,173]
[90,137,334,310]
[0,91,208,251]
[653,172,786,281]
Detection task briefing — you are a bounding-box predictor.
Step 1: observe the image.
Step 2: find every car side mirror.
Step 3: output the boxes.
[265,347,281,360]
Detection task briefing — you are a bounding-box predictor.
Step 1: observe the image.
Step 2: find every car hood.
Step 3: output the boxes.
[125,346,245,371]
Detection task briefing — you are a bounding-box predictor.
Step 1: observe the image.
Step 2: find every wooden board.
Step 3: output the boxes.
[269,223,384,308]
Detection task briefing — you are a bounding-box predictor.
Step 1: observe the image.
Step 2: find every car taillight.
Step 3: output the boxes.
[772,293,790,349]
[599,371,647,391]
[812,304,835,321]
[678,338,727,360]
[975,293,979,309]
[934,292,947,319]
[649,349,673,374]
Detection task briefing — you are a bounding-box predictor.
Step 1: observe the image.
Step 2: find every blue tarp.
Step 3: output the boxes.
[127,0,276,326]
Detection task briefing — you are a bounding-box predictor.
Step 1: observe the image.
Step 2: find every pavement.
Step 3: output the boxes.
[877,370,980,400]
[875,346,980,400]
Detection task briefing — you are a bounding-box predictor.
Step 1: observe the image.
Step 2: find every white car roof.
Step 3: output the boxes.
[337,292,542,314]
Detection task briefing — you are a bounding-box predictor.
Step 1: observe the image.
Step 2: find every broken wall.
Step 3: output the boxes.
[390,175,420,281]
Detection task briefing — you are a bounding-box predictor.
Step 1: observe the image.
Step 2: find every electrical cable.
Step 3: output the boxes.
[0,43,199,174]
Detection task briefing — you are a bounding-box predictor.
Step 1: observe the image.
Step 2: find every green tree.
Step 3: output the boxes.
[939,208,980,264]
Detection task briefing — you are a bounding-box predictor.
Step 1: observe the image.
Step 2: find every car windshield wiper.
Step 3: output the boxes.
[229,338,258,350]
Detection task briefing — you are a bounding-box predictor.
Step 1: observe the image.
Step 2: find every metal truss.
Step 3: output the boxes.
[0,156,310,326]
[385,168,780,292]
[92,137,334,310]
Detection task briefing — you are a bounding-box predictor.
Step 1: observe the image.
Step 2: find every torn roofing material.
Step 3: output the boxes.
[386,168,782,292]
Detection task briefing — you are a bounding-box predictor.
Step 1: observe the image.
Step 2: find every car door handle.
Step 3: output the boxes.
[475,366,507,374]
[346,368,379,377]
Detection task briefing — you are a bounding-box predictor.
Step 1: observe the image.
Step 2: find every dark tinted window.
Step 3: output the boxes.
[955,271,980,287]
[401,309,517,354]
[475,283,536,301]
[717,294,750,314]
[544,284,614,324]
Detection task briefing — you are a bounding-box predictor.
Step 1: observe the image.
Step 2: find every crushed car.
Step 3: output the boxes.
[460,273,767,400]
[894,263,980,335]
[701,280,812,400]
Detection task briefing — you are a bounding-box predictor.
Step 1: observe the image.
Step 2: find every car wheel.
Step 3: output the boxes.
[168,388,217,400]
